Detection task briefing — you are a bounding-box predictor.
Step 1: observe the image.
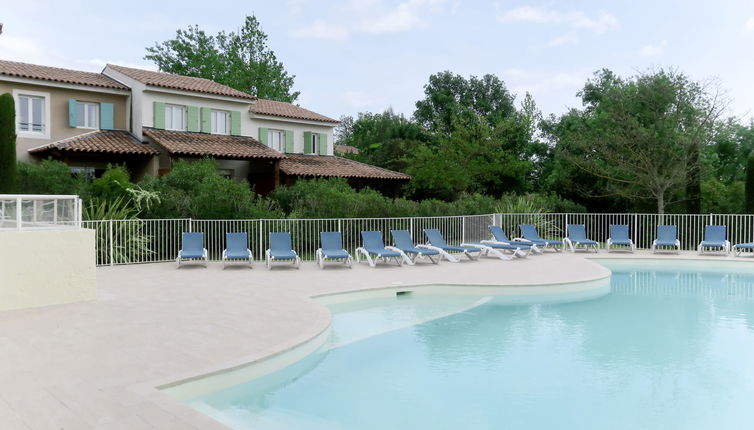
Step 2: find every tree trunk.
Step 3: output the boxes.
[657,191,665,215]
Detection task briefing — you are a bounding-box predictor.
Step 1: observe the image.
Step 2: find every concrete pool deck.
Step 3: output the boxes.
[0,250,750,429]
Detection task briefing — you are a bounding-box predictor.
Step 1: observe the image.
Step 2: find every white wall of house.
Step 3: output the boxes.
[250,116,335,155]
[140,90,252,133]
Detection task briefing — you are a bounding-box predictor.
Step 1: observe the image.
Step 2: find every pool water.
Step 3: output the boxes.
[186,262,754,430]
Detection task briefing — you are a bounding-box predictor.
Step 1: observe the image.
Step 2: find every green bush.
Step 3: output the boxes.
[90,164,134,201]
[16,159,88,195]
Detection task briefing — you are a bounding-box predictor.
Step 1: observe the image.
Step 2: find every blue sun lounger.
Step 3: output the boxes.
[733,242,754,256]
[421,228,482,262]
[606,224,635,253]
[390,229,439,265]
[316,232,353,268]
[484,225,539,255]
[517,224,563,252]
[698,225,730,255]
[651,225,680,254]
[356,231,403,267]
[176,232,208,267]
[564,224,599,253]
[265,232,301,269]
[222,232,253,268]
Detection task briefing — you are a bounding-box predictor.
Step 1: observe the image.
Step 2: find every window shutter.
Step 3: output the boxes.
[258,127,269,146]
[200,107,211,133]
[319,133,328,155]
[153,101,165,129]
[68,98,77,128]
[285,130,294,153]
[303,131,313,154]
[99,103,114,130]
[231,111,241,136]
[187,106,199,132]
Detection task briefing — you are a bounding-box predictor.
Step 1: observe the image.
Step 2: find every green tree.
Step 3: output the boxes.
[548,69,723,214]
[0,93,17,193]
[145,16,299,102]
[746,153,754,213]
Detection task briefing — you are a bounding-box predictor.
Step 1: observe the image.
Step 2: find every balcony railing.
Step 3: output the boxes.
[0,195,82,231]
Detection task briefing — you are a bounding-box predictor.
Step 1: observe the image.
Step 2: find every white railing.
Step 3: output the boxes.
[82,213,754,266]
[0,195,82,231]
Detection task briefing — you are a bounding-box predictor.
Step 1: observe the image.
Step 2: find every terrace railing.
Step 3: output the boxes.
[0,194,82,231]
[83,213,754,266]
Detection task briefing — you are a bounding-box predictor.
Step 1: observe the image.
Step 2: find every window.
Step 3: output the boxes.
[211,110,230,135]
[310,133,320,154]
[268,129,285,152]
[17,94,45,134]
[165,104,186,130]
[76,102,99,128]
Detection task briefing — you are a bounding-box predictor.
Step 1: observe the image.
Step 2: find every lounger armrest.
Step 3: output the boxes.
[513,237,532,243]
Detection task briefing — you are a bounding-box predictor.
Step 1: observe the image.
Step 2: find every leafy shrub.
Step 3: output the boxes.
[90,164,134,201]
[16,159,88,195]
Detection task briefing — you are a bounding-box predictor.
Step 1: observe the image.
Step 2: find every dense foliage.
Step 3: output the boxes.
[0,93,17,193]
[145,16,299,102]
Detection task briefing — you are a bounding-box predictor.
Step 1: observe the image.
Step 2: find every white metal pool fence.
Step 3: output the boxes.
[0,195,82,231]
[83,213,754,266]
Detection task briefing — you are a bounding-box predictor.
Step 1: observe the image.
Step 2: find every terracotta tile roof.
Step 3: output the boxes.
[0,59,128,90]
[335,144,360,155]
[143,128,285,160]
[280,154,410,180]
[29,130,158,155]
[251,99,338,123]
[106,64,255,100]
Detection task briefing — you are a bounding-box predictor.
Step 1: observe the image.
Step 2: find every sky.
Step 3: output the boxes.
[2,0,754,122]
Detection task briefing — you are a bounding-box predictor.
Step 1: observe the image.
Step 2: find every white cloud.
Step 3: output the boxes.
[342,90,388,109]
[291,0,445,41]
[504,69,591,96]
[639,40,667,57]
[746,16,754,32]
[497,6,618,34]
[549,32,579,47]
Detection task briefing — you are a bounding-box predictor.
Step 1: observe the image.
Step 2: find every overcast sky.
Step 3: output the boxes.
[2,0,754,122]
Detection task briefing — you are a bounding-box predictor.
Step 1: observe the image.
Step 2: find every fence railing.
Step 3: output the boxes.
[0,194,82,231]
[83,213,754,266]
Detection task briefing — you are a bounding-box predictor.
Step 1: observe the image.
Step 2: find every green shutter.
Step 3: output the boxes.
[285,130,294,153]
[303,131,312,154]
[200,107,211,133]
[99,103,114,130]
[231,111,241,136]
[258,127,269,146]
[68,98,77,128]
[187,106,199,132]
[153,101,165,129]
[319,133,328,155]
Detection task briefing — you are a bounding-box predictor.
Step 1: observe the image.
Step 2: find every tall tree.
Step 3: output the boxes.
[549,69,723,214]
[145,16,299,102]
[746,153,754,213]
[0,93,16,193]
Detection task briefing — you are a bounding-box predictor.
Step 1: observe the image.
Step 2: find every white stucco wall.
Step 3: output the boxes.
[141,91,253,134]
[0,229,96,311]
[250,117,335,155]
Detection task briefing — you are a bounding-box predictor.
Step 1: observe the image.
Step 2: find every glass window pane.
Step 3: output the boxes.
[165,106,173,129]
[18,96,29,130]
[88,104,98,128]
[77,103,86,127]
[32,98,43,132]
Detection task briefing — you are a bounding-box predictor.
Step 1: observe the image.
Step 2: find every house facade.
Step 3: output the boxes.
[1,59,409,193]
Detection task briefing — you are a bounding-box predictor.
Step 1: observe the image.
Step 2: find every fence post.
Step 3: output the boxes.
[462,216,466,243]
[633,213,638,248]
[15,197,21,230]
[108,219,114,266]
[189,218,193,233]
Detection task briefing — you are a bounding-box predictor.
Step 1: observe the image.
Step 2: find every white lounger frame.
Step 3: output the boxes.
[461,242,513,260]
[176,248,208,267]
[355,248,403,267]
[651,239,681,254]
[734,245,754,257]
[513,237,563,252]
[416,244,478,263]
[265,249,301,269]
[697,241,730,255]
[480,240,532,258]
[315,248,353,269]
[221,249,253,268]
[563,238,600,253]
[606,238,636,253]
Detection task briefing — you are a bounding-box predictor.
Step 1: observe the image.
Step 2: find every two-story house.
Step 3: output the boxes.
[1,59,409,193]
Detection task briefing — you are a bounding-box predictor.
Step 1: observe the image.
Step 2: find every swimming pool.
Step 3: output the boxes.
[170,260,754,430]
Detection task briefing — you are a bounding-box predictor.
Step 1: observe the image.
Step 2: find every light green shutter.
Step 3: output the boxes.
[319,133,328,155]
[153,101,165,129]
[200,107,211,133]
[303,131,312,154]
[99,103,114,129]
[258,127,269,146]
[187,106,199,132]
[68,98,77,127]
[231,111,241,136]
[285,130,294,153]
